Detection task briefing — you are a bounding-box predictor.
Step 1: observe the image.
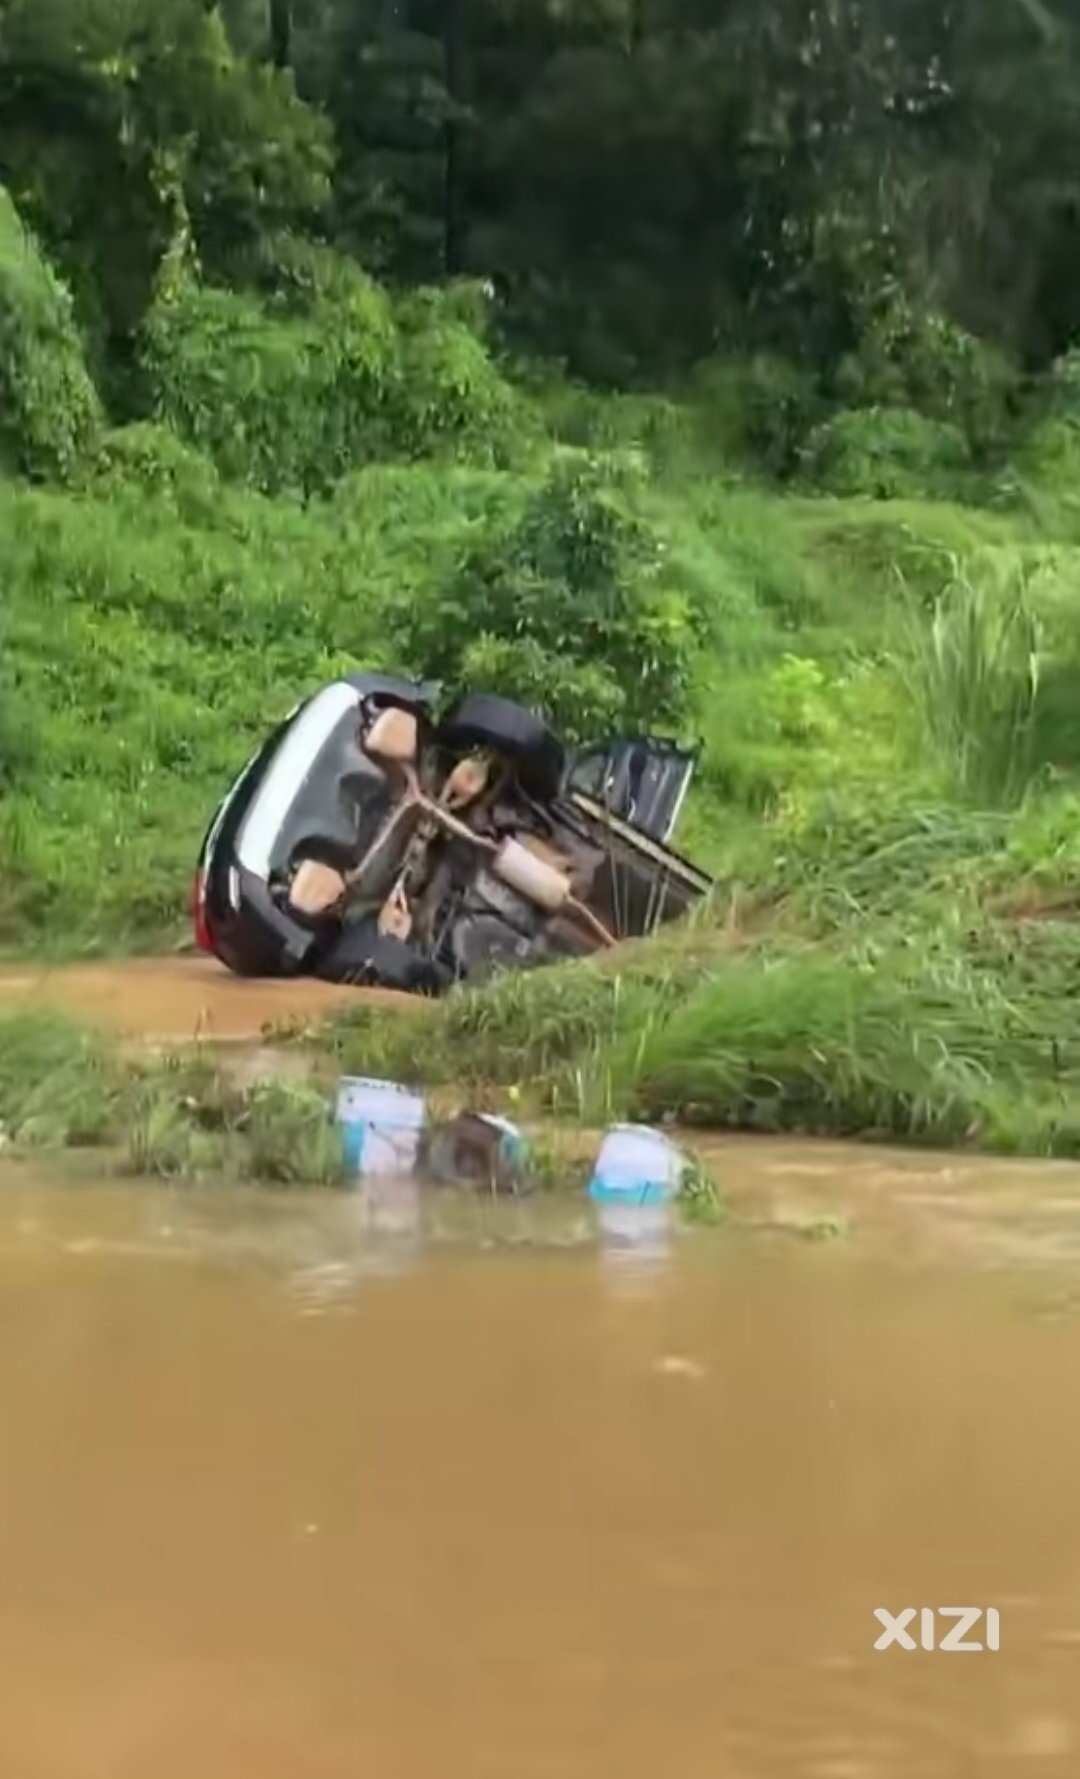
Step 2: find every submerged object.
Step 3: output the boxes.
[589,1124,686,1261]
[336,1076,427,1180]
[422,1111,534,1195]
[587,1125,685,1207]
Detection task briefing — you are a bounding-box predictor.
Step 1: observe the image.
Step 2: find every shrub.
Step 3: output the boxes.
[1041,348,1080,424]
[837,308,1016,455]
[89,423,222,518]
[394,451,701,740]
[801,407,973,501]
[689,353,823,477]
[140,272,529,491]
[0,187,102,481]
[140,277,398,495]
[389,296,529,466]
[540,381,699,478]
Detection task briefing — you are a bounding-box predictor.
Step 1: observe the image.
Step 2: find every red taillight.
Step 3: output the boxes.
[190,870,214,954]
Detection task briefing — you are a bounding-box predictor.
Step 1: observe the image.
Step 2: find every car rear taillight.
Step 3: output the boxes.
[190,869,214,954]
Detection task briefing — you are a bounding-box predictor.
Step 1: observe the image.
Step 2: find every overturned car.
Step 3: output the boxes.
[192,674,712,995]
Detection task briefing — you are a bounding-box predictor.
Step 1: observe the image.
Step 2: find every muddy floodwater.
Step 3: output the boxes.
[0,956,409,1043]
[1,1149,1080,1777]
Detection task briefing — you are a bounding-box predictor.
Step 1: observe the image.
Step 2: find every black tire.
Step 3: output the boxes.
[436,693,565,802]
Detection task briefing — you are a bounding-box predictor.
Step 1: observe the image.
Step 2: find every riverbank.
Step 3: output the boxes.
[4,825,1080,1182]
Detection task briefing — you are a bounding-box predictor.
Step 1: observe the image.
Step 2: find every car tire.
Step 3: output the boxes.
[436,694,565,802]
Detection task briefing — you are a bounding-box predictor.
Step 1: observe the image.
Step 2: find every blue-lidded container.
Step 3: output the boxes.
[587,1125,683,1206]
[336,1077,427,1180]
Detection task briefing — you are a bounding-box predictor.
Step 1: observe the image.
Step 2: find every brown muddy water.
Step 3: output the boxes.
[1,1148,1080,1777]
[0,956,410,1043]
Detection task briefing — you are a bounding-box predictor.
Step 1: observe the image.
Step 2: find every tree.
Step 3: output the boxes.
[0,0,331,367]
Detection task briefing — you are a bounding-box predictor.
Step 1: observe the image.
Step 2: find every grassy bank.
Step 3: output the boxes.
[317,797,1080,1160]
[0,1008,728,1216]
[8,181,1080,1160]
[0,1010,347,1183]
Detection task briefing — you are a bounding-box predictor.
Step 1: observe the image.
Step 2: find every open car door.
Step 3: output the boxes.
[566,738,700,846]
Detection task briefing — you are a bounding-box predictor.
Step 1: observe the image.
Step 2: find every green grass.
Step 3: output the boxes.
[8,406,1080,957]
[317,788,1080,1160]
[7,343,1080,1166]
[0,1013,347,1184]
[0,456,515,950]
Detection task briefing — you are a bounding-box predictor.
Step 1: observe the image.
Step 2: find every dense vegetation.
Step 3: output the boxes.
[7,0,1080,1153]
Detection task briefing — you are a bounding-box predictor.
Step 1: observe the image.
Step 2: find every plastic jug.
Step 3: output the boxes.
[336,1076,427,1180]
[588,1124,681,1264]
[587,1125,683,1206]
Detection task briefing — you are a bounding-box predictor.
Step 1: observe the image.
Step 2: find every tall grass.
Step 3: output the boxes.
[323,896,1080,1156]
[895,560,1043,806]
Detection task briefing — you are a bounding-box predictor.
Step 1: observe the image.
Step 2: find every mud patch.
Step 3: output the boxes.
[0,955,412,1043]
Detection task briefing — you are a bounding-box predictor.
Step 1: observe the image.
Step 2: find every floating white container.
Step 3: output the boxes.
[336,1076,427,1180]
[587,1125,684,1207]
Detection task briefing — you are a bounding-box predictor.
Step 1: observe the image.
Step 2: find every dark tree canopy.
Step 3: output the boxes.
[4,0,1080,379]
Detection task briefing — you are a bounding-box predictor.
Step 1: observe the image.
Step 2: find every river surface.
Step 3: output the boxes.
[1,1148,1080,1777]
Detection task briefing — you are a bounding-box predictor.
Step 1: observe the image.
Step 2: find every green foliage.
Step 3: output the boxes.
[394,451,701,740]
[87,423,224,534]
[0,0,332,353]
[893,553,1080,807]
[390,288,531,465]
[0,186,101,479]
[894,564,1043,807]
[689,355,824,479]
[138,269,528,493]
[538,382,700,479]
[140,276,397,495]
[241,1080,345,1185]
[801,408,974,502]
[836,309,1017,455]
[0,1011,120,1147]
[618,946,1007,1144]
[322,882,1080,1158]
[0,455,505,944]
[0,1013,344,1182]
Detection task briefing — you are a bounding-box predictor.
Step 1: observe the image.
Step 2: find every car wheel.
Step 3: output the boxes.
[436,693,565,803]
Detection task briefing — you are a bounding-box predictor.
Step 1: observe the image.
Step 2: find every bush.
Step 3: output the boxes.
[390,294,530,465]
[0,187,102,481]
[394,451,702,741]
[140,277,398,495]
[539,381,700,478]
[689,353,823,477]
[836,308,1016,455]
[88,423,222,518]
[140,271,530,492]
[801,407,973,501]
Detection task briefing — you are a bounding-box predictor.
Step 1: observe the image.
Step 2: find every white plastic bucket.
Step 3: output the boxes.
[587,1124,684,1207]
[336,1076,427,1180]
